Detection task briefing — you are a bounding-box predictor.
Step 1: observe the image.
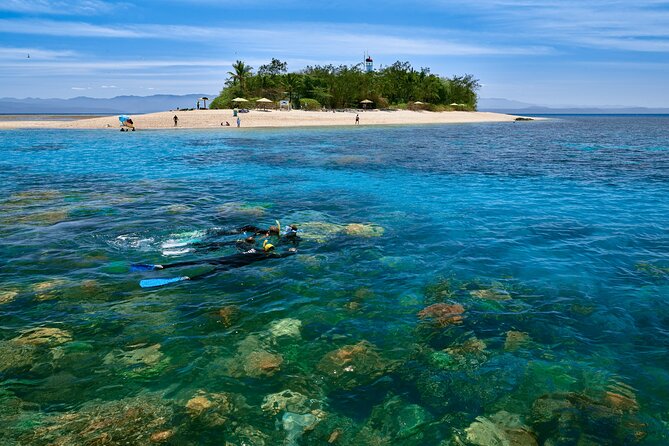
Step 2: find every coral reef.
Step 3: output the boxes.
[418,303,465,327]
[317,341,394,389]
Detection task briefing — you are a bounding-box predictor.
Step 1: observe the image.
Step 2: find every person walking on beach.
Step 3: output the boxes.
[237,117,241,128]
[173,115,179,127]
[355,114,360,125]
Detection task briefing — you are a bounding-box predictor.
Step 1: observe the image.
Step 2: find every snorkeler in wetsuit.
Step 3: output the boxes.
[189,236,257,253]
[198,223,300,250]
[132,240,297,287]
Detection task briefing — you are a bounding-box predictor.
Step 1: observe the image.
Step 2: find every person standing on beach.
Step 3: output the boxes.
[237,117,241,127]
[355,114,360,125]
[173,115,179,127]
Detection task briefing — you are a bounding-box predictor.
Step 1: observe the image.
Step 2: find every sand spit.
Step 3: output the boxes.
[0,109,532,130]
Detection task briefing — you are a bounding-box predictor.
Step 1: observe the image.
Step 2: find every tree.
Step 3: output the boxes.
[447,74,481,109]
[282,73,302,107]
[258,58,288,77]
[227,60,253,94]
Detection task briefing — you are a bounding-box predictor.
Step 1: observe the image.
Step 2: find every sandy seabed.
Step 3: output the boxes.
[0,109,529,130]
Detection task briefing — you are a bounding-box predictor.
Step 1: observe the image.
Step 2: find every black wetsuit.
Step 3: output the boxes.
[190,238,256,253]
[156,249,296,280]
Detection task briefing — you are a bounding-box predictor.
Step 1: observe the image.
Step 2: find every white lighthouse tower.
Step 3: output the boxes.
[364,52,374,73]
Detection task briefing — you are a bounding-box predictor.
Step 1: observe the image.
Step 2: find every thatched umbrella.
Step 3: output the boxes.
[360,99,373,110]
[256,97,273,110]
[199,97,209,109]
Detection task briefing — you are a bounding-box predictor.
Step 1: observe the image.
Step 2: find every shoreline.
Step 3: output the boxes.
[0,109,534,130]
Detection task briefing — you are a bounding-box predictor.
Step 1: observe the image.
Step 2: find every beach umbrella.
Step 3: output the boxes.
[199,97,209,108]
[232,97,248,103]
[256,97,273,110]
[414,101,424,105]
[360,99,373,110]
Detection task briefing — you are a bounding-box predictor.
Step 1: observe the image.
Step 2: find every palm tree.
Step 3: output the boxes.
[227,60,253,94]
[282,73,302,107]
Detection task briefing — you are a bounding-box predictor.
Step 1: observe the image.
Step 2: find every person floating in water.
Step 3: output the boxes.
[188,235,257,253]
[132,240,297,288]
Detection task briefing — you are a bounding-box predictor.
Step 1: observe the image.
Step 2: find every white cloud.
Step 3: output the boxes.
[0,0,117,15]
[448,0,669,52]
[0,19,145,38]
[0,19,550,57]
[0,46,78,60]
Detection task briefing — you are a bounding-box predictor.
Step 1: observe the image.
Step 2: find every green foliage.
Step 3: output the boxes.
[299,98,321,111]
[213,58,481,111]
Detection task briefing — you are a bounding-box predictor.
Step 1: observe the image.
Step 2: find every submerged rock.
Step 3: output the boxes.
[150,429,174,442]
[0,341,36,372]
[504,331,531,352]
[344,223,385,237]
[470,288,511,301]
[218,305,240,328]
[283,411,319,446]
[465,411,538,446]
[222,334,284,378]
[162,204,191,214]
[13,327,72,347]
[261,389,310,415]
[16,209,70,226]
[530,391,646,444]
[217,201,268,218]
[185,390,234,426]
[32,279,67,301]
[317,341,393,389]
[31,392,173,445]
[296,221,345,243]
[268,318,302,339]
[0,289,18,304]
[417,303,465,327]
[103,343,170,378]
[368,395,433,440]
[243,350,283,377]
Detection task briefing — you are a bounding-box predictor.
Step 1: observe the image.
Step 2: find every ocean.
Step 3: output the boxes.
[1,116,668,444]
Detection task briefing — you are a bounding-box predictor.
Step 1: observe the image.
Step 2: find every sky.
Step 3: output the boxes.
[1,0,669,106]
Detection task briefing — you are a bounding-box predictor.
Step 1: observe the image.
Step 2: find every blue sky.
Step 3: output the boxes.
[1,0,669,106]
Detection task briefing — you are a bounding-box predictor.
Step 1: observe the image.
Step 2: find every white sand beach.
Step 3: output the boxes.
[0,109,530,130]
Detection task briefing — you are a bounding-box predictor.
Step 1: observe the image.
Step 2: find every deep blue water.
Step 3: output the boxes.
[1,116,668,445]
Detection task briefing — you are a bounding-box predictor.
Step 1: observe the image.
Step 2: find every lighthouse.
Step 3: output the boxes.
[364,53,373,73]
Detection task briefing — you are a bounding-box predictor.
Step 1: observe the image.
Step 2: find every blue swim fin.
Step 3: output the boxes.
[130,263,162,272]
[140,276,189,288]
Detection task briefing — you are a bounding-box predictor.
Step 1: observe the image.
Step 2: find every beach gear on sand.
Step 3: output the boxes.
[118,115,135,129]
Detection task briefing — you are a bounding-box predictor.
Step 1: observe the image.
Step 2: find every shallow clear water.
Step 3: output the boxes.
[1,117,669,445]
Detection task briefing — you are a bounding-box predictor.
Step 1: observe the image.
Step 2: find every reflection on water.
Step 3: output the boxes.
[1,117,669,445]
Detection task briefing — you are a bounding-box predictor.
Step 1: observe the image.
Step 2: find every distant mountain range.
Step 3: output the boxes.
[0,94,213,114]
[478,98,669,114]
[1,94,667,115]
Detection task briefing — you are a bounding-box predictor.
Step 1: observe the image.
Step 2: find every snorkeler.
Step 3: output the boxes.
[132,240,297,288]
[188,236,257,253]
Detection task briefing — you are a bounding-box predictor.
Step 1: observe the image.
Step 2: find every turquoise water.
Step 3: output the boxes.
[1,116,669,445]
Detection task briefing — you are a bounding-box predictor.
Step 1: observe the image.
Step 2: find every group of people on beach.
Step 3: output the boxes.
[132,222,300,287]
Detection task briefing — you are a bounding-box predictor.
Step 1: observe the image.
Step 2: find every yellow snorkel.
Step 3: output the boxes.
[263,239,274,252]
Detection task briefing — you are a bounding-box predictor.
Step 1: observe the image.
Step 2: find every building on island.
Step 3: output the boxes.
[364,53,374,73]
